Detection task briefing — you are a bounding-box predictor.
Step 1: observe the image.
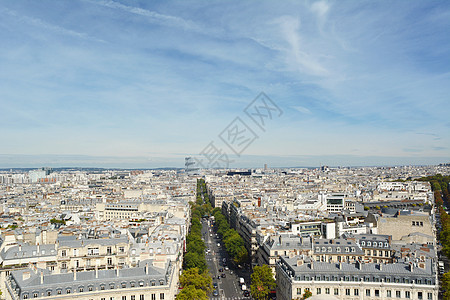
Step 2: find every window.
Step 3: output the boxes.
[387,290,391,297]
[140,296,144,300]
[57,290,62,295]
[405,291,410,298]
[325,288,330,294]
[354,289,359,296]
[375,289,380,297]
[428,292,433,300]
[61,262,67,269]
[366,289,371,296]
[101,285,105,290]
[396,291,401,298]
[88,286,93,291]
[79,287,83,292]
[107,246,112,254]
[412,221,416,226]
[160,294,164,300]
[334,288,339,295]
[61,250,67,256]
[297,288,301,295]
[122,283,127,288]
[33,293,38,298]
[418,292,423,300]
[151,281,156,286]
[66,289,71,294]
[131,296,135,300]
[47,291,51,296]
[317,288,321,294]
[24,295,29,299]
[151,295,156,300]
[122,297,126,300]
[345,289,350,296]
[119,246,125,253]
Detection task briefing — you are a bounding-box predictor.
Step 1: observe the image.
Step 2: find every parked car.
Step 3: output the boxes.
[244,290,250,297]
[213,290,219,296]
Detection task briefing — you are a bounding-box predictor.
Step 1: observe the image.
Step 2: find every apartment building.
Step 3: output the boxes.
[5,260,178,300]
[277,256,438,300]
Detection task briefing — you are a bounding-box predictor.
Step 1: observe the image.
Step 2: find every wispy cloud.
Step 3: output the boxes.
[88,0,204,33]
[0,7,104,42]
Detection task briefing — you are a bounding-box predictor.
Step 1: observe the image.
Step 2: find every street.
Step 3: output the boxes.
[201,218,252,300]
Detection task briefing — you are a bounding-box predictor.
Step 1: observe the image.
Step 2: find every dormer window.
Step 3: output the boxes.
[361,241,365,246]
[367,242,371,247]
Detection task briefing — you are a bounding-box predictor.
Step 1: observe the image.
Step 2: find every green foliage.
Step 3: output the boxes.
[179,268,212,292]
[250,265,276,300]
[211,209,248,264]
[50,218,66,225]
[442,272,450,300]
[176,285,207,300]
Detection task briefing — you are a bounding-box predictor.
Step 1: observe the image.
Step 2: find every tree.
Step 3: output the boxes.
[183,252,207,272]
[442,272,450,300]
[176,285,207,300]
[179,268,212,292]
[250,265,276,300]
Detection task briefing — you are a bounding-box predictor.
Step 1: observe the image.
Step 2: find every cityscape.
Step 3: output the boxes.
[1,1,450,300]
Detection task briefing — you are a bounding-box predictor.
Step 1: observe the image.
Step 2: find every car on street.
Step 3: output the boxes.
[221,273,226,278]
[213,290,219,296]
[219,268,223,272]
[244,290,250,297]
[213,282,218,288]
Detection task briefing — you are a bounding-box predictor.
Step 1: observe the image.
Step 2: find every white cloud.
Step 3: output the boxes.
[293,105,312,114]
[275,15,330,76]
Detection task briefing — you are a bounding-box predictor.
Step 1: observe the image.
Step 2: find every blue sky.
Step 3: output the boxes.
[0,0,449,168]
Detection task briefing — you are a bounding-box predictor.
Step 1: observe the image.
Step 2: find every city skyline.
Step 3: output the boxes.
[1,0,449,168]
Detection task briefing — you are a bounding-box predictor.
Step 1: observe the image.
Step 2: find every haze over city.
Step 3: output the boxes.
[0,0,449,168]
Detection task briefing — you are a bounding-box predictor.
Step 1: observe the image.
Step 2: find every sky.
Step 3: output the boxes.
[0,0,449,168]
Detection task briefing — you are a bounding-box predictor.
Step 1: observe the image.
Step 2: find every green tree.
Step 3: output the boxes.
[183,252,207,272]
[250,265,276,300]
[176,284,207,300]
[179,268,212,292]
[442,272,450,300]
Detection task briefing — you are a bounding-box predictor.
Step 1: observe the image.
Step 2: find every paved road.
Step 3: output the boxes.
[202,218,251,300]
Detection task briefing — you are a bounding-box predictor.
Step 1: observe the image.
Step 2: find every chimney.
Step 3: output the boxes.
[74,269,77,281]
[95,265,98,279]
[379,263,382,271]
[410,263,414,272]
[145,263,148,275]
[116,266,120,277]
[310,262,314,269]
[296,259,303,267]
[40,271,44,284]
[37,243,40,253]
[19,245,22,251]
